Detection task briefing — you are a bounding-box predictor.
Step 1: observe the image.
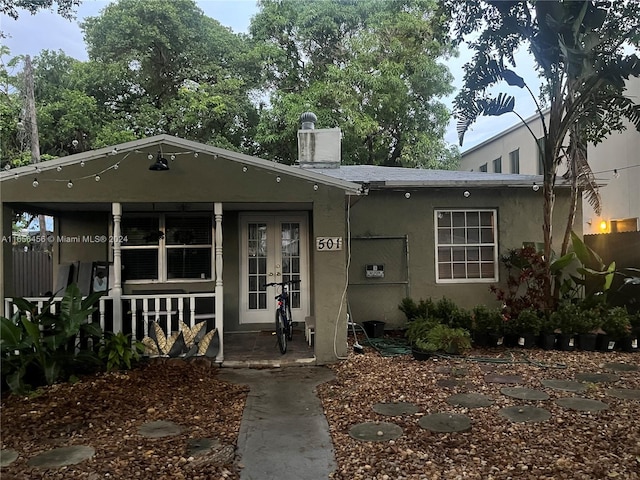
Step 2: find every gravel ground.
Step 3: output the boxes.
[1,348,639,480]
[319,347,640,480]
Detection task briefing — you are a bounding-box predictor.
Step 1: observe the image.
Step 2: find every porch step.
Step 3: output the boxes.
[222,357,317,368]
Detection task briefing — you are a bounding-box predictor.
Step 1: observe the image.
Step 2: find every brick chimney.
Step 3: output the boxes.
[297,112,341,169]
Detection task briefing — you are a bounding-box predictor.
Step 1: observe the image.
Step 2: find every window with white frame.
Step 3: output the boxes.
[120,214,212,282]
[435,209,498,283]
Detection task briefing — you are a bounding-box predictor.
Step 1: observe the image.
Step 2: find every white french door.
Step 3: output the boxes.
[240,214,309,324]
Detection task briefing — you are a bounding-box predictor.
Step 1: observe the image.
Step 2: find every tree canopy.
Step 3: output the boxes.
[1,0,459,170]
[0,0,80,20]
[251,0,458,167]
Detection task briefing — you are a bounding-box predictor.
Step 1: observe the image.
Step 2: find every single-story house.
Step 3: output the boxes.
[0,117,579,364]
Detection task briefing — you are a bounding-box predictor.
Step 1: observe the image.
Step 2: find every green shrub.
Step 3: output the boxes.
[99,332,145,372]
[505,309,544,336]
[399,297,436,321]
[406,316,441,345]
[472,305,504,334]
[601,307,632,340]
[0,284,104,394]
[424,324,472,354]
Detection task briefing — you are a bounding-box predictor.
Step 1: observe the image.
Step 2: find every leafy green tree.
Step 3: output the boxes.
[250,0,458,167]
[0,47,25,169]
[447,0,640,311]
[81,0,259,149]
[0,0,80,20]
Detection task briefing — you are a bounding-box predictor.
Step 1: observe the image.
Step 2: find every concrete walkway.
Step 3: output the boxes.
[219,367,336,480]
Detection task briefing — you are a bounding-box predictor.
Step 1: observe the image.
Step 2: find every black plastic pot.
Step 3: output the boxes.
[538,333,557,350]
[597,334,616,352]
[577,333,597,351]
[473,332,489,347]
[515,333,537,348]
[556,334,576,351]
[618,336,639,353]
[362,320,386,338]
[412,348,433,361]
[487,332,504,348]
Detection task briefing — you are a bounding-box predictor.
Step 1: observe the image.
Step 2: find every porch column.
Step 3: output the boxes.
[111,202,123,333]
[0,204,11,317]
[214,202,224,363]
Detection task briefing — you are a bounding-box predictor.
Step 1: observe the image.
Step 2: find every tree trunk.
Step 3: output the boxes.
[25,55,48,246]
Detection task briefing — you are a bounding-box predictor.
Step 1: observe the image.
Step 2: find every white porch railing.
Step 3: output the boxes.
[3,292,222,362]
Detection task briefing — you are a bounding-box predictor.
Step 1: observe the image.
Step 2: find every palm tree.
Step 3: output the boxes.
[449,0,640,311]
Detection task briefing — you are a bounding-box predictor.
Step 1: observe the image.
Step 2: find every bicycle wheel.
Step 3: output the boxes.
[275,309,287,354]
[286,304,294,341]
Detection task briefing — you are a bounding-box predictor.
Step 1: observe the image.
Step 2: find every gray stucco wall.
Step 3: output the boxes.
[346,187,582,328]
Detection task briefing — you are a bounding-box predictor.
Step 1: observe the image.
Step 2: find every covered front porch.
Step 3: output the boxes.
[1,135,360,364]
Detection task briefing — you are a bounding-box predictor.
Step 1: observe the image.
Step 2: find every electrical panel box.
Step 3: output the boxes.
[365,264,384,278]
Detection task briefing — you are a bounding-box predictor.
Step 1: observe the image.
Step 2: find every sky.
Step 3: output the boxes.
[1,0,542,152]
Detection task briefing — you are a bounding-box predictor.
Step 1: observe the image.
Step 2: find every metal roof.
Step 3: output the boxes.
[314,165,554,188]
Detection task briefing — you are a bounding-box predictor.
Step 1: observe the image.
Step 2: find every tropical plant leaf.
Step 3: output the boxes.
[0,316,25,351]
[500,69,525,88]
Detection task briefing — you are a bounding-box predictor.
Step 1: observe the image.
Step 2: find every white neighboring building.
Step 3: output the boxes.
[459,77,640,235]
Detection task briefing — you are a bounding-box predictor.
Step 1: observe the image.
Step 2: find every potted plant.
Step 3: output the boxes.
[412,339,438,360]
[538,314,559,350]
[574,307,600,351]
[551,303,579,351]
[406,316,440,360]
[471,305,504,347]
[510,309,543,348]
[600,307,632,351]
[424,324,472,355]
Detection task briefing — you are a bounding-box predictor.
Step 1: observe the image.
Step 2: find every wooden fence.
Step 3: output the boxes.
[11,249,53,297]
[585,231,640,312]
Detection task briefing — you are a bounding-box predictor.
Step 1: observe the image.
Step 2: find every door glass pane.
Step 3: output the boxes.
[247,222,268,310]
[281,222,301,308]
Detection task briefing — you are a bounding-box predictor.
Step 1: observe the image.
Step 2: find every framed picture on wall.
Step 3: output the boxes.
[91,262,110,293]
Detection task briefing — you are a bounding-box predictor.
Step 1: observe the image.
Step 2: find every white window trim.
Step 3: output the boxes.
[434,209,499,284]
[120,213,214,284]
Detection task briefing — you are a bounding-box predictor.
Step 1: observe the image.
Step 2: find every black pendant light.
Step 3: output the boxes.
[149,152,169,171]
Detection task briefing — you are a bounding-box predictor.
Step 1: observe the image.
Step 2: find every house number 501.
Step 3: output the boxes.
[316,237,343,251]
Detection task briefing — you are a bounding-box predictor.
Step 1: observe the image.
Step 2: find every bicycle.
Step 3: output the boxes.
[265,279,300,354]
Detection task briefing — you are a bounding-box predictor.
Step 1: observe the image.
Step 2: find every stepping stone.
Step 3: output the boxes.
[498,406,551,423]
[446,393,494,408]
[603,363,639,372]
[555,397,609,412]
[373,402,420,416]
[187,438,220,457]
[606,388,640,400]
[436,379,469,388]
[435,366,468,376]
[27,446,95,468]
[500,387,550,401]
[138,420,184,438]
[349,422,403,442]
[540,379,587,393]
[0,449,19,467]
[575,373,620,383]
[484,374,524,384]
[418,413,472,433]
